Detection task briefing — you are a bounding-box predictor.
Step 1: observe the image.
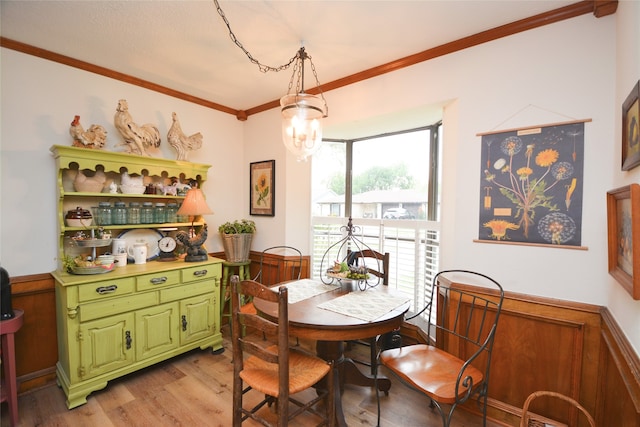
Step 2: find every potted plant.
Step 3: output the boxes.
[218,219,256,262]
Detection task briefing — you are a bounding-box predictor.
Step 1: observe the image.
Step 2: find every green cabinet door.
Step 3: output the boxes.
[180,294,215,345]
[136,302,180,361]
[79,312,135,380]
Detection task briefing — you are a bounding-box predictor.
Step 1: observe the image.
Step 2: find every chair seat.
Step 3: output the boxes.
[239,302,257,315]
[380,344,484,404]
[241,345,330,397]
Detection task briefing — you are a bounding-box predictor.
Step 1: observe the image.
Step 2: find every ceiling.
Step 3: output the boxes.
[1,1,602,119]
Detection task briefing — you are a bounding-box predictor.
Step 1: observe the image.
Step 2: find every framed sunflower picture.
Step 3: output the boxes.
[250,160,275,216]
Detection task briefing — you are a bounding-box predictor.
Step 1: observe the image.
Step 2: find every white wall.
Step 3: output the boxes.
[0,49,245,275]
[608,0,640,356]
[2,8,639,353]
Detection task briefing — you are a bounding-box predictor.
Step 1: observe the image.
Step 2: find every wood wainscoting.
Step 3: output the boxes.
[6,267,640,425]
[403,278,640,426]
[4,272,58,393]
[209,250,311,286]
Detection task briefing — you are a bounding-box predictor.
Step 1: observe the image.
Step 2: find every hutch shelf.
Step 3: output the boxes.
[50,145,223,409]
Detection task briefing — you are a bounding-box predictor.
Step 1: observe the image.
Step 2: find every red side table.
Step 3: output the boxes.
[1,309,24,427]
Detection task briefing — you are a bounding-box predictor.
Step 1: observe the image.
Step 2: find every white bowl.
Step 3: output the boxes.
[120,184,146,194]
[96,255,115,265]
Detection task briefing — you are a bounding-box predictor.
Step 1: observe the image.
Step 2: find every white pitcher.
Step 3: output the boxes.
[128,242,148,265]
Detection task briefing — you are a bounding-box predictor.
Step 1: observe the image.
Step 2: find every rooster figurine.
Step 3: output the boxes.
[114,99,161,156]
[176,224,208,262]
[69,115,107,149]
[167,112,203,161]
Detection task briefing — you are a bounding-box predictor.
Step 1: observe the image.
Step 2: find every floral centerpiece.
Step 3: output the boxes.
[218,219,256,262]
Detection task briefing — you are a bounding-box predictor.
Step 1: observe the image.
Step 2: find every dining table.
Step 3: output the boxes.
[252,278,411,427]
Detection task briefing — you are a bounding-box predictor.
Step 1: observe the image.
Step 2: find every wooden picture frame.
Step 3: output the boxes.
[607,184,640,299]
[250,160,275,216]
[622,80,640,171]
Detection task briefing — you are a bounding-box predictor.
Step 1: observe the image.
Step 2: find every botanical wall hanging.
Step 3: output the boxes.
[476,120,589,249]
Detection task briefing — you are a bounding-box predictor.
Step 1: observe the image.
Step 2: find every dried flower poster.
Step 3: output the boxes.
[477,121,588,248]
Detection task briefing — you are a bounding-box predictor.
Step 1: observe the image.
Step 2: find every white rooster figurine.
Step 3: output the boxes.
[167,112,203,161]
[114,99,161,156]
[69,115,107,149]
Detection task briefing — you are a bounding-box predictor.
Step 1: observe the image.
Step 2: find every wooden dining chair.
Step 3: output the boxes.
[345,249,390,375]
[230,275,336,427]
[238,246,303,339]
[378,269,504,427]
[520,391,596,427]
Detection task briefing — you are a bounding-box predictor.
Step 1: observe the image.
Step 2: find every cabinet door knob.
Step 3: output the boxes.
[125,331,132,349]
[96,285,118,294]
[182,315,188,331]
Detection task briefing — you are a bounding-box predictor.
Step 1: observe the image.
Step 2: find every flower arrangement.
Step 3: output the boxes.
[218,219,256,234]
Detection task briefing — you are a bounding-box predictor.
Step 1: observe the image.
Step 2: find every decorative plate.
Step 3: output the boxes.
[117,229,164,262]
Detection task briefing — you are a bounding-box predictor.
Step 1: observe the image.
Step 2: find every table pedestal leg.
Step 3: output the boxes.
[316,340,391,427]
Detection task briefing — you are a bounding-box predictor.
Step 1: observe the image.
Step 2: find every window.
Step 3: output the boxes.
[311,123,442,317]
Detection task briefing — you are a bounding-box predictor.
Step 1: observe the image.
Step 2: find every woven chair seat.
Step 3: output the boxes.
[381,344,484,404]
[239,302,257,315]
[241,345,330,397]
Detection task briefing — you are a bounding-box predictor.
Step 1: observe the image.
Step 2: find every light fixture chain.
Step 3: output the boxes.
[212,0,297,73]
[308,57,329,117]
[287,59,300,94]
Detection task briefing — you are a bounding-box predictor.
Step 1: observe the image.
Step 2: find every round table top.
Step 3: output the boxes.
[253,283,409,341]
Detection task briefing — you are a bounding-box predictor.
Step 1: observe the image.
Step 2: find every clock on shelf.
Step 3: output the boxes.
[158,228,178,262]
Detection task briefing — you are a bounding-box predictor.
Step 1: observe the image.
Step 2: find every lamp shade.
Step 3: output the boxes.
[177,188,213,216]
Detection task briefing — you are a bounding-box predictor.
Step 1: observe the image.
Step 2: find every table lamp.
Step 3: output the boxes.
[176,186,213,262]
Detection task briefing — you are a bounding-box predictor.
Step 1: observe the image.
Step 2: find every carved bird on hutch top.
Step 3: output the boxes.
[167,112,203,161]
[114,99,161,156]
[69,115,107,149]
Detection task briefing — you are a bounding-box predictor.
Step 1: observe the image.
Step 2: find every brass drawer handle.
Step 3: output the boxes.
[193,269,208,278]
[150,276,168,285]
[96,285,118,294]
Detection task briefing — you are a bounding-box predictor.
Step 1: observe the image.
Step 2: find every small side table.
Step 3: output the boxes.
[1,309,24,427]
[220,261,251,330]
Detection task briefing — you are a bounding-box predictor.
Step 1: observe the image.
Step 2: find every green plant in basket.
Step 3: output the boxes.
[218,219,256,234]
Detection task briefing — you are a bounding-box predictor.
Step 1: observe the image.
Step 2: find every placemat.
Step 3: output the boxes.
[317,291,410,322]
[274,279,339,304]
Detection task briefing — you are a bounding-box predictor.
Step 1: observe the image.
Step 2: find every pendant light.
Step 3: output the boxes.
[213,1,328,161]
[280,47,328,161]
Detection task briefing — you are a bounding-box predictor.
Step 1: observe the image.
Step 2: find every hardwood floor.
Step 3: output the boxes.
[1,332,504,427]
